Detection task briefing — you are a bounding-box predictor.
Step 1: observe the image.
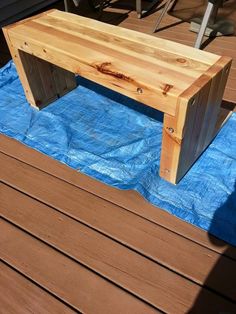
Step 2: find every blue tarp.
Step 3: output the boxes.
[0,61,235,246]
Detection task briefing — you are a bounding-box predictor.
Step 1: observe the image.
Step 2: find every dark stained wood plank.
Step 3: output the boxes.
[0,219,159,314]
[0,262,76,314]
[1,156,236,302]
[0,184,236,310]
[0,184,220,313]
[1,134,235,261]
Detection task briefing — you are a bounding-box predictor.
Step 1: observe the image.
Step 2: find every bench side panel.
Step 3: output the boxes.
[160,57,232,184]
[3,26,76,109]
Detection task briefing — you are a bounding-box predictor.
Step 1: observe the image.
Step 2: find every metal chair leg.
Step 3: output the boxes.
[136,0,142,19]
[64,0,69,12]
[194,1,214,49]
[153,0,173,33]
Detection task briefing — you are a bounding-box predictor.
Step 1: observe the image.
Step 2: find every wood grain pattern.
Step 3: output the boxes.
[3,9,231,183]
[1,133,235,260]
[1,133,236,313]
[1,154,236,303]
[0,184,218,313]
[115,7,235,104]
[2,31,76,109]
[3,9,222,115]
[160,57,232,183]
[0,179,236,306]
[0,219,159,314]
[0,262,75,314]
[7,23,179,115]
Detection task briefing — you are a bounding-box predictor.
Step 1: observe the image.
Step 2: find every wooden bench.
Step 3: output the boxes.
[3,9,232,184]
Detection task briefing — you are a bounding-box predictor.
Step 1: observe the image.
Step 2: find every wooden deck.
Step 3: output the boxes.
[1,1,236,313]
[1,134,236,313]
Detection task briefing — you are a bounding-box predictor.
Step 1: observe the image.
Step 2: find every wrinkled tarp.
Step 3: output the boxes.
[0,61,235,246]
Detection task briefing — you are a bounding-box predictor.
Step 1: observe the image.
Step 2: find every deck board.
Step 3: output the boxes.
[0,219,160,314]
[1,134,235,260]
[1,180,236,303]
[1,184,223,313]
[0,2,236,310]
[0,262,76,314]
[1,134,236,313]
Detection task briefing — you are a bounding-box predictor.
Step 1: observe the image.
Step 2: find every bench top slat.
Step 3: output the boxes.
[5,9,226,116]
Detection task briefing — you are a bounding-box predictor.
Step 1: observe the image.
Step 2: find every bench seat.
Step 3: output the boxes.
[3,9,232,183]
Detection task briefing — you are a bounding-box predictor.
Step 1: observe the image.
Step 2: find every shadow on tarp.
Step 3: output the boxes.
[76,75,164,122]
[0,61,235,248]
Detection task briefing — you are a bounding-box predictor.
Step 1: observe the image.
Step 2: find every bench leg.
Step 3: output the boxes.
[160,60,231,184]
[3,32,76,109]
[17,50,76,109]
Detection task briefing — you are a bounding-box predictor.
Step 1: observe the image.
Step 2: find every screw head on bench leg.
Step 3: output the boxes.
[166,127,174,133]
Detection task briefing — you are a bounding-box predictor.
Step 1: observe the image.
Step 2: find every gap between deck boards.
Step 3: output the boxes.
[0,135,236,313]
[0,134,236,260]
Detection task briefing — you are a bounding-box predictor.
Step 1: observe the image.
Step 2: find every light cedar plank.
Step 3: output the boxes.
[8,29,178,116]
[2,29,38,106]
[49,10,220,65]
[3,29,74,108]
[159,93,198,183]
[1,134,235,260]
[0,220,159,314]
[198,59,232,153]
[160,54,231,183]
[0,262,75,314]
[36,14,211,78]
[2,10,63,107]
[120,24,195,49]
[11,20,196,90]
[156,29,236,55]
[2,183,236,303]
[19,20,197,90]
[159,74,211,183]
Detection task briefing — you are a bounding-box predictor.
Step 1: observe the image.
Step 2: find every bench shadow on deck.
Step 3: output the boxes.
[0,134,236,313]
